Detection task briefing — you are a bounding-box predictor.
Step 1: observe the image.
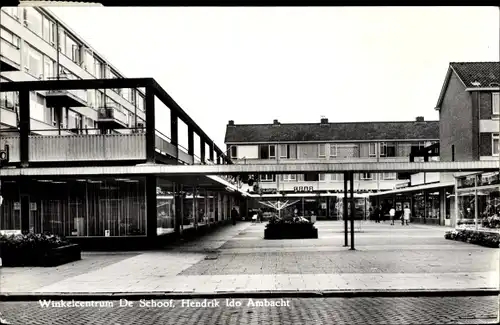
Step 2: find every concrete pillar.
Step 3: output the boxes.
[349,172,355,250]
[343,172,348,247]
[174,183,182,234]
[146,175,157,240]
[19,91,30,167]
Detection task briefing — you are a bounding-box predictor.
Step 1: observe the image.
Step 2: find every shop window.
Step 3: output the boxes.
[425,191,440,219]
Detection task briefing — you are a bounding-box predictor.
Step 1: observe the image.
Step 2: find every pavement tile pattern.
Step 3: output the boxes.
[0,297,498,325]
[1,221,499,294]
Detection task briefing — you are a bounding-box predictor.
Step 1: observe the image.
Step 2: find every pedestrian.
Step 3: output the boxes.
[403,205,411,225]
[389,206,396,225]
[231,207,239,226]
[257,208,263,223]
[373,206,380,223]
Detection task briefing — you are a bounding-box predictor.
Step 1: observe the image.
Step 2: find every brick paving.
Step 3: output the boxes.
[0,296,498,325]
[0,221,498,295]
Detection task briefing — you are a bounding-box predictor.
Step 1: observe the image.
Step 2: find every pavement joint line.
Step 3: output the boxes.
[1,289,499,301]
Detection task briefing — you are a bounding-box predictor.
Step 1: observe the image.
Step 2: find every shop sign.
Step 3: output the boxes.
[13,202,20,210]
[394,182,409,189]
[293,186,314,193]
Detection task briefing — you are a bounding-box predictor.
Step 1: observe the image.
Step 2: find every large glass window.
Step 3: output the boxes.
[0,181,20,231]
[43,56,54,79]
[23,44,43,78]
[23,7,43,36]
[2,7,20,20]
[0,91,18,111]
[259,145,276,159]
[426,191,440,219]
[478,187,500,228]
[157,179,175,235]
[412,192,425,219]
[42,16,55,44]
[1,28,20,47]
[380,142,396,157]
[83,49,95,75]
[457,190,475,222]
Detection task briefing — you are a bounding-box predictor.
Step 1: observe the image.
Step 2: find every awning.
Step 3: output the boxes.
[368,181,455,197]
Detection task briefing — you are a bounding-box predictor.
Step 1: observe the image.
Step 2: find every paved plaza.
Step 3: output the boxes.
[1,221,498,295]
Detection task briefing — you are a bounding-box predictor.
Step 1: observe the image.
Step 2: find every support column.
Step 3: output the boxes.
[187,127,194,156]
[170,110,178,147]
[350,172,355,250]
[146,175,157,241]
[19,177,29,234]
[174,183,182,234]
[193,186,198,229]
[200,138,206,163]
[19,91,30,167]
[145,87,155,163]
[209,142,214,162]
[474,175,478,230]
[343,172,348,247]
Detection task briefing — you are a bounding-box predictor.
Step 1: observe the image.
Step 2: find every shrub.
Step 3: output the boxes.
[444,229,500,248]
[0,233,70,254]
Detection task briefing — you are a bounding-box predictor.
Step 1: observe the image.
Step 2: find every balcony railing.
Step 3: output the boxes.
[0,38,21,70]
[0,134,146,162]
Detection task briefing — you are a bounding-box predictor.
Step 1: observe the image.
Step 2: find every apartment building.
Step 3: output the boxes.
[1,6,146,135]
[224,117,439,219]
[372,62,500,227]
[0,7,238,249]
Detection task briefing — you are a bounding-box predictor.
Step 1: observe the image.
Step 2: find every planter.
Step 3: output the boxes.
[1,243,81,267]
[264,223,318,240]
[445,229,500,248]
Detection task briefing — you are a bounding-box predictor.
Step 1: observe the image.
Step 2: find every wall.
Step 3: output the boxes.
[237,145,258,159]
[439,72,475,161]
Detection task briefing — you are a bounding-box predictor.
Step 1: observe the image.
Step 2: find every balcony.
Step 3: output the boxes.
[97,103,128,129]
[45,76,88,107]
[0,134,146,163]
[0,39,21,71]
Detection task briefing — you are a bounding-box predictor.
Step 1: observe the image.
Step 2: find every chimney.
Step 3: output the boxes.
[416,116,424,122]
[273,119,280,125]
[228,120,235,126]
[320,118,329,124]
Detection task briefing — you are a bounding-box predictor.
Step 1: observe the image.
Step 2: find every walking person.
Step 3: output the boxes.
[257,208,263,223]
[403,205,411,225]
[231,207,239,226]
[389,206,396,225]
[373,206,381,223]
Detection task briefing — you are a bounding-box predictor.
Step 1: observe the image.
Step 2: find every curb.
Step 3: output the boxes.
[1,289,499,301]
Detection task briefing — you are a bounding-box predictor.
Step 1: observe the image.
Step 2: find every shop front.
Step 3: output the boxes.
[456,171,500,230]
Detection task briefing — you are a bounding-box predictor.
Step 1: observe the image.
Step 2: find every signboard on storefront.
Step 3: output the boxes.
[293,186,314,193]
[13,202,20,210]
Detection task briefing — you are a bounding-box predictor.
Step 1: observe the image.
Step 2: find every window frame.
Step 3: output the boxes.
[260,174,275,182]
[230,146,238,159]
[360,172,373,180]
[268,145,276,159]
[368,143,376,157]
[283,174,297,182]
[318,143,326,158]
[383,172,397,180]
[492,133,499,156]
[329,144,337,157]
[493,92,499,116]
[319,173,326,182]
[279,144,288,158]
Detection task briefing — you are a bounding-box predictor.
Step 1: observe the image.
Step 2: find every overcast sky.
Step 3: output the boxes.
[46,6,499,150]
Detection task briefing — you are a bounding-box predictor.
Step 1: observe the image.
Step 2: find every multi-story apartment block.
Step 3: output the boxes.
[225,117,439,219]
[435,62,499,162]
[0,7,239,249]
[372,62,500,227]
[1,7,146,135]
